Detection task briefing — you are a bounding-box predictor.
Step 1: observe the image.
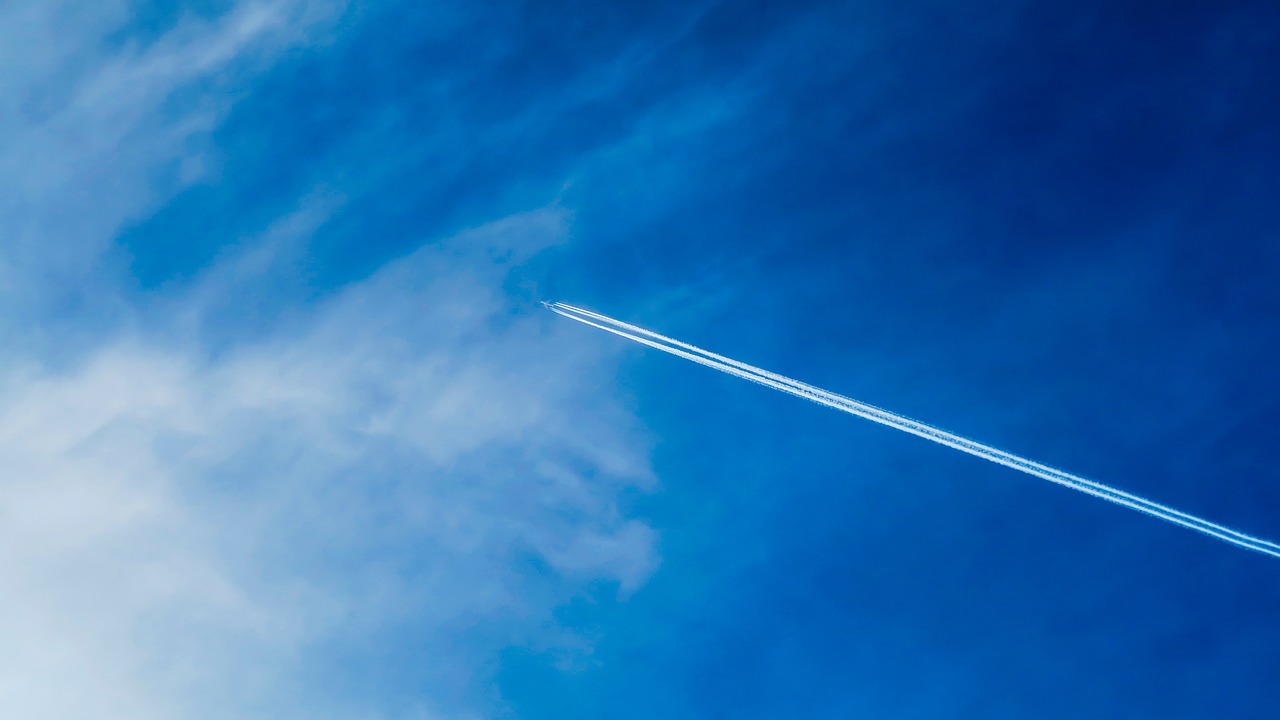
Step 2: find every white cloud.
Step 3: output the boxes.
[0,2,658,718]
[0,206,658,719]
[0,0,345,305]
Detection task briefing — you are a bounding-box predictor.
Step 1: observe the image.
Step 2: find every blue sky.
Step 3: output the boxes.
[2,0,1278,717]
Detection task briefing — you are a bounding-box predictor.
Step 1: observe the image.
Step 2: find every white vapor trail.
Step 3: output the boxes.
[546,301,1280,560]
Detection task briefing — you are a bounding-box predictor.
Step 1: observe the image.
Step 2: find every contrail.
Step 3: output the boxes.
[546,301,1280,559]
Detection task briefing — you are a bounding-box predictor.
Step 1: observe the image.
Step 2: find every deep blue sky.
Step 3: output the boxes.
[4,0,1279,718]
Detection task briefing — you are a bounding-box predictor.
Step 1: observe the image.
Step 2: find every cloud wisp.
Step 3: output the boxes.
[547,302,1280,560]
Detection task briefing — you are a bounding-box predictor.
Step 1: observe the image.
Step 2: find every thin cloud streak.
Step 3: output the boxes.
[547,301,1280,560]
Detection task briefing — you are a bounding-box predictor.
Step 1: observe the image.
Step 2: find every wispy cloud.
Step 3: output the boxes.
[0,0,344,305]
[0,2,658,718]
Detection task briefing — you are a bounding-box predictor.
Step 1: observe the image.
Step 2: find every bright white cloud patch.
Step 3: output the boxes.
[1,211,657,718]
[0,2,657,718]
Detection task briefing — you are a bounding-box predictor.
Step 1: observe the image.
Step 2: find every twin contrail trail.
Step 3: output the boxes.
[546,301,1280,559]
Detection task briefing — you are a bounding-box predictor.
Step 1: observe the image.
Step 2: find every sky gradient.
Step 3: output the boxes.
[2,1,1278,718]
